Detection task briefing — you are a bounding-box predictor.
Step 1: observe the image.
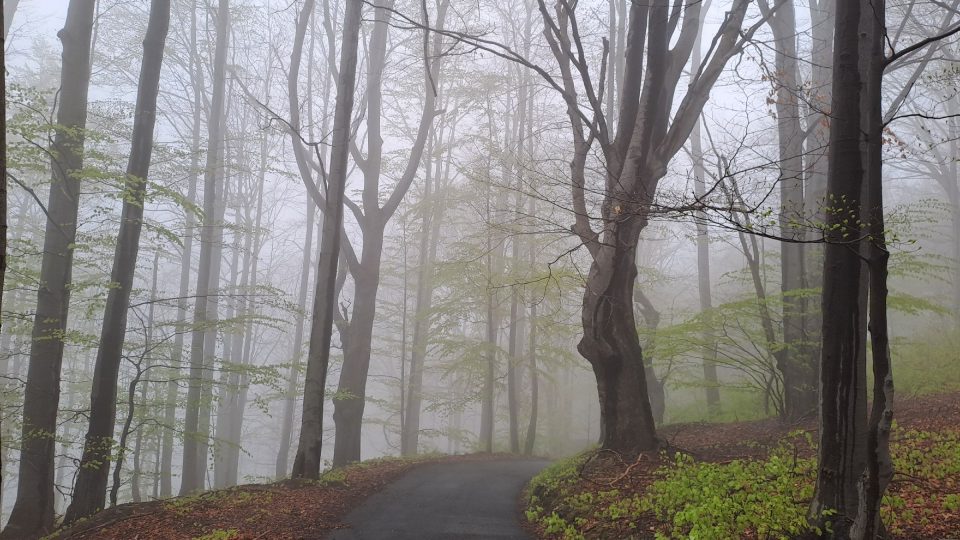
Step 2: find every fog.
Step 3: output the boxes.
[0,0,958,537]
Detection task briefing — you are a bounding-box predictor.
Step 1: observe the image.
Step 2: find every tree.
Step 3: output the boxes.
[809,0,932,532]
[329,0,445,467]
[400,116,453,455]
[1,1,97,536]
[535,0,760,451]
[275,10,324,471]
[64,0,171,521]
[160,0,205,498]
[688,5,721,417]
[759,0,817,421]
[291,0,363,479]
[181,0,230,495]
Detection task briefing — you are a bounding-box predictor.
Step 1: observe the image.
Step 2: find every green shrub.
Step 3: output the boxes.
[645,446,817,539]
[192,529,239,540]
[527,428,958,539]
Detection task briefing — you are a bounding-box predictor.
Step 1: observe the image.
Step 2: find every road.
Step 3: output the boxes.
[327,459,550,540]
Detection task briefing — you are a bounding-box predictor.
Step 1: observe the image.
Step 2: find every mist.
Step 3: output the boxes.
[0,0,958,538]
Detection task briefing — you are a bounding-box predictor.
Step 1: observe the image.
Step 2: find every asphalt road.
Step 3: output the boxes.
[327,459,550,540]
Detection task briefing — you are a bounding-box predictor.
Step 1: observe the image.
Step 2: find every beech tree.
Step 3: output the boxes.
[534,0,764,451]
[812,0,958,534]
[2,1,97,536]
[291,0,363,479]
[180,0,230,495]
[64,0,171,521]
[760,0,816,421]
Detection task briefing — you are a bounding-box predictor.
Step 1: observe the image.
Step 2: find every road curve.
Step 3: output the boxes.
[327,458,549,540]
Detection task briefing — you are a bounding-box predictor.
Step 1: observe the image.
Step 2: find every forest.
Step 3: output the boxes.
[0,0,958,538]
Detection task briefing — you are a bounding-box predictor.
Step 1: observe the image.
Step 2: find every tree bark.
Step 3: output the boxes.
[330,0,444,466]
[291,0,363,479]
[2,1,97,536]
[161,0,204,497]
[851,2,893,535]
[763,0,816,421]
[688,0,720,418]
[276,192,316,477]
[537,0,753,453]
[523,298,538,456]
[402,121,452,455]
[276,14,325,474]
[213,199,250,489]
[181,0,230,495]
[801,0,834,373]
[947,96,960,318]
[220,132,266,487]
[809,0,869,531]
[479,144,504,453]
[64,0,170,521]
[400,135,436,457]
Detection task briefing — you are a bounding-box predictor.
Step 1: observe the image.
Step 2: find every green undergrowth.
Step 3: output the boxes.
[525,429,960,539]
[890,328,960,395]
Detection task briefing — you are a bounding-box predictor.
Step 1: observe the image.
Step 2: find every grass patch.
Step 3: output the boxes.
[891,328,960,395]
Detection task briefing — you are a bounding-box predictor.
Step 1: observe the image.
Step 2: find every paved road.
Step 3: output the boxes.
[327,459,550,540]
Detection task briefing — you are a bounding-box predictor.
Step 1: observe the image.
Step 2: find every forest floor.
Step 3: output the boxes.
[49,453,527,540]
[49,393,959,540]
[525,391,960,539]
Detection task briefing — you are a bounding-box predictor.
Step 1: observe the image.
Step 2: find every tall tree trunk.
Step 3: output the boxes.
[131,250,161,504]
[276,15,324,474]
[689,0,720,417]
[213,200,250,489]
[809,0,869,531]
[947,97,960,319]
[479,149,503,453]
[691,125,721,416]
[505,163,521,454]
[579,217,659,451]
[402,122,451,455]
[64,0,170,521]
[1,1,96,536]
[505,266,521,454]
[523,299,538,456]
[852,2,893,534]
[331,0,444,466]
[222,130,266,486]
[291,0,363,479]
[538,0,752,454]
[400,135,435,457]
[331,249,382,465]
[276,192,316,478]
[802,0,834,376]
[763,0,816,421]
[181,0,229,495]
[161,0,204,499]
[480,283,497,453]
[523,197,540,457]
